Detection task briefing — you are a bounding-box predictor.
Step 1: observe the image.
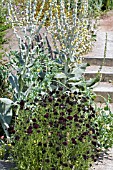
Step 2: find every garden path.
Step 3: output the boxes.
[0,10,113,170]
[86,10,113,170]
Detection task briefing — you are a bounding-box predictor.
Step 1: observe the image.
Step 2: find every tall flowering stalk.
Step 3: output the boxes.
[48,0,92,75]
[0,0,52,140]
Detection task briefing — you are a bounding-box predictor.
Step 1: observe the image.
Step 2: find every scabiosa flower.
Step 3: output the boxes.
[57,152,62,157]
[56,146,60,151]
[57,98,62,102]
[61,95,66,99]
[27,127,33,134]
[48,96,53,102]
[44,113,49,118]
[58,87,63,91]
[19,100,25,109]
[49,121,53,127]
[67,108,73,114]
[15,135,20,141]
[71,138,77,144]
[54,102,59,107]
[67,116,73,120]
[53,110,58,115]
[62,141,68,146]
[38,142,42,146]
[59,117,66,124]
[60,112,65,116]
[59,104,65,109]
[32,118,37,122]
[33,123,39,129]
[62,163,68,167]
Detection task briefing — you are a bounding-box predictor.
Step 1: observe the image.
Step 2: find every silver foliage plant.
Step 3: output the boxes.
[0,0,94,140]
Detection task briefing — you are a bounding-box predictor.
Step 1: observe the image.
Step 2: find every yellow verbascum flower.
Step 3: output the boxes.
[37,69,40,72]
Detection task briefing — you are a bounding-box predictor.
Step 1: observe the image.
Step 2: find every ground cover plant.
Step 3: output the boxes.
[0,0,113,170]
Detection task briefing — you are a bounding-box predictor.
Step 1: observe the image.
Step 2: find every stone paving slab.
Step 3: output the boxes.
[90,148,113,170]
[0,160,15,170]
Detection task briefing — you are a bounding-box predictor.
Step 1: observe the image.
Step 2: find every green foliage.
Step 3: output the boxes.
[0,2,9,48]
[10,89,99,170]
[0,98,13,140]
[0,1,113,169]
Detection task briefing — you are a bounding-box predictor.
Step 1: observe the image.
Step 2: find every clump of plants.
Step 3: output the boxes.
[9,88,100,170]
[1,0,113,170]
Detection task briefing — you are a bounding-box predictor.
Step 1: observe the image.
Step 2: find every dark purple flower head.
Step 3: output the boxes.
[59,117,66,124]
[60,112,65,116]
[67,116,73,120]
[67,108,72,113]
[48,96,53,102]
[62,141,68,146]
[15,135,20,141]
[53,110,58,115]
[59,104,65,109]
[58,87,63,91]
[49,121,53,127]
[44,113,49,118]
[33,123,39,129]
[57,98,62,102]
[54,103,59,107]
[57,152,62,157]
[38,142,42,146]
[27,128,33,134]
[61,95,66,99]
[32,118,37,122]
[71,138,77,144]
[19,100,25,109]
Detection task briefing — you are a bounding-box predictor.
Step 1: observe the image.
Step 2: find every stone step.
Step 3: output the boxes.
[93,82,113,103]
[83,56,113,66]
[94,102,113,113]
[85,65,113,81]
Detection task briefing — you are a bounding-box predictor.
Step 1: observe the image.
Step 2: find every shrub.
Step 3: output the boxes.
[10,89,101,170]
